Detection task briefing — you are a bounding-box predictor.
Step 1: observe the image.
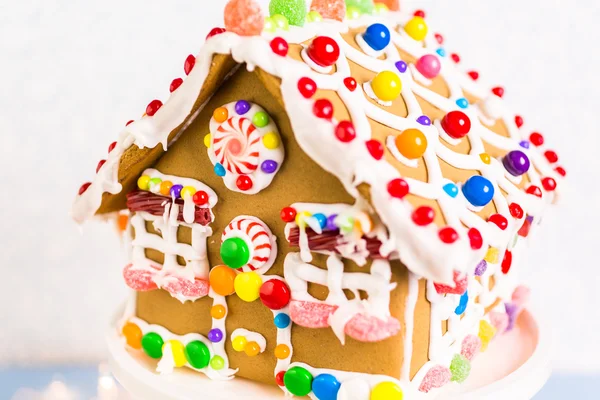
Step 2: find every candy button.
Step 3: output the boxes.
[503,150,530,176]
[363,23,391,51]
[214,163,226,177]
[404,16,428,41]
[284,366,314,397]
[184,341,210,369]
[274,344,290,360]
[122,322,143,349]
[168,340,187,367]
[210,305,227,319]
[260,279,291,310]
[313,213,327,229]
[371,71,402,102]
[234,272,263,302]
[307,36,340,67]
[170,184,183,199]
[221,238,250,269]
[395,128,427,159]
[441,111,471,139]
[180,186,196,199]
[252,111,270,127]
[416,54,441,79]
[209,265,238,296]
[208,328,223,343]
[263,132,280,149]
[443,183,458,198]
[137,176,150,190]
[210,355,225,370]
[274,313,291,329]
[370,381,403,400]
[462,175,494,207]
[232,336,247,352]
[312,373,341,400]
[244,341,261,357]
[141,332,164,359]
[213,107,229,122]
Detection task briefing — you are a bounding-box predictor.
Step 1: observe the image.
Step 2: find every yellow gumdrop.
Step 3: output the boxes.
[204,133,211,148]
[484,247,499,264]
[168,340,187,367]
[404,16,428,41]
[180,186,197,199]
[137,176,150,190]
[232,336,247,352]
[479,153,491,165]
[371,71,402,102]
[295,211,312,228]
[234,272,263,302]
[262,132,280,149]
[370,381,404,400]
[478,320,497,351]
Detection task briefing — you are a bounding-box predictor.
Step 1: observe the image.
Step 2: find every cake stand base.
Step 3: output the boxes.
[107,308,550,400]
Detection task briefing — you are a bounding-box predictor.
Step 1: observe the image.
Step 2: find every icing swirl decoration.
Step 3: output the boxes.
[207,101,284,194]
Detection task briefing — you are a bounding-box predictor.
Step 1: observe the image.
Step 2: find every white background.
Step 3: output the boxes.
[0,0,598,374]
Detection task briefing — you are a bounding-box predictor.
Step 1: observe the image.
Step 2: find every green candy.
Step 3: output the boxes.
[184,340,211,369]
[306,10,323,23]
[450,354,471,383]
[284,366,313,396]
[252,111,270,128]
[345,0,375,14]
[141,332,164,359]
[210,355,225,370]
[269,0,307,27]
[220,237,250,269]
[271,14,289,31]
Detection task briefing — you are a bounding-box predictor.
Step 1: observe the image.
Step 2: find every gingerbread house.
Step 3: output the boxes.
[72,0,565,398]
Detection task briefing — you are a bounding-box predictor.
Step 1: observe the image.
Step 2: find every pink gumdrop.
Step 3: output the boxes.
[489,311,509,335]
[123,264,158,291]
[512,285,531,308]
[345,314,401,342]
[163,276,209,299]
[224,0,264,36]
[434,271,468,295]
[289,300,338,328]
[416,54,441,79]
[310,0,346,22]
[460,334,481,361]
[419,365,452,393]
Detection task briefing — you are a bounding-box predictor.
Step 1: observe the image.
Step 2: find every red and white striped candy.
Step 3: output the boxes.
[213,117,260,174]
[222,216,275,272]
[123,263,209,299]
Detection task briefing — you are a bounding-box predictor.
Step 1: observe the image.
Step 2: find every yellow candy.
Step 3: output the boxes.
[180,186,197,199]
[244,341,261,357]
[137,175,150,190]
[370,381,404,400]
[307,11,322,23]
[210,305,226,319]
[374,3,389,14]
[264,17,276,33]
[484,247,499,264]
[371,71,402,102]
[274,344,290,360]
[479,153,491,165]
[167,340,187,367]
[160,180,173,196]
[204,133,211,148]
[234,272,263,302]
[404,16,428,41]
[262,132,280,149]
[478,320,497,351]
[295,211,312,228]
[232,336,247,352]
[346,6,361,20]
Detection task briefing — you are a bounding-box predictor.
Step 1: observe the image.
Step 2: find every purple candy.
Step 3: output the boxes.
[395,61,407,73]
[326,214,338,230]
[526,215,534,223]
[504,303,518,331]
[170,184,183,199]
[261,160,278,174]
[234,100,251,115]
[474,260,487,276]
[519,140,530,149]
[417,115,431,126]
[502,150,530,176]
[208,328,223,343]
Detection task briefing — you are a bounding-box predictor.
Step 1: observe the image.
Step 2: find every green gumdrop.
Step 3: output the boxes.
[220,237,250,269]
[269,0,307,27]
[141,332,164,359]
[185,340,211,369]
[345,0,375,14]
[252,111,270,128]
[450,354,471,383]
[284,366,313,396]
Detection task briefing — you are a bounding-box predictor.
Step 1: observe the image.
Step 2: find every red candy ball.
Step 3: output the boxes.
[442,111,471,139]
[501,250,512,274]
[170,78,183,92]
[544,150,558,163]
[298,77,317,98]
[193,190,209,205]
[555,166,567,177]
[260,279,291,310]
[206,27,226,39]
[79,182,91,195]
[96,159,106,173]
[236,175,253,191]
[307,36,340,67]
[515,115,524,128]
[491,86,504,98]
[526,185,542,198]
[108,141,117,153]
[275,371,286,386]
[467,71,479,81]
[184,54,196,75]
[313,98,333,119]
[280,207,297,222]
[344,77,357,92]
[414,10,426,18]
[488,214,508,230]
[451,53,460,63]
[146,100,163,116]
[439,227,458,244]
[335,121,356,142]
[366,139,384,160]
[468,227,483,250]
[529,132,544,146]
[542,177,557,191]
[270,37,289,57]
[434,33,444,44]
[509,203,524,219]
[387,178,409,199]
[412,206,435,226]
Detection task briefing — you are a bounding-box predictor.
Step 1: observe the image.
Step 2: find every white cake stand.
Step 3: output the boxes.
[107,308,551,400]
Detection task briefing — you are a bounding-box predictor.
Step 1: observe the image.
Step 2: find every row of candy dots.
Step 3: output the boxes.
[279,206,368,235]
[121,322,225,370]
[281,366,404,400]
[232,334,263,357]
[136,175,210,205]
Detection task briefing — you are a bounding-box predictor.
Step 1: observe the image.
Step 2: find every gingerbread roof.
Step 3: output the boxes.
[71,8,564,283]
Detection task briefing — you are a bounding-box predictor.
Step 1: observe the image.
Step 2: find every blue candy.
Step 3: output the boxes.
[456,98,469,109]
[455,291,469,315]
[436,47,447,57]
[443,182,458,198]
[462,175,495,207]
[214,163,226,177]
[313,213,327,230]
[312,374,341,400]
[363,23,391,51]
[274,313,291,329]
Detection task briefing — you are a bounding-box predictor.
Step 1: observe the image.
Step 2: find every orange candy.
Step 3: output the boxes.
[209,265,238,296]
[213,107,228,123]
[310,0,346,22]
[224,0,264,36]
[116,214,129,232]
[244,341,261,357]
[274,344,290,360]
[122,322,143,349]
[160,180,173,196]
[395,128,428,159]
[211,305,227,319]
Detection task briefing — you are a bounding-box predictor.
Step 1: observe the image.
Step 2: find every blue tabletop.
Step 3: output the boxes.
[0,366,596,399]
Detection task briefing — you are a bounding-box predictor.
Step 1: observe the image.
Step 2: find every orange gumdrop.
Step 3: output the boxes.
[122,322,142,349]
[224,0,264,36]
[374,0,400,11]
[310,0,346,22]
[209,265,238,296]
[395,128,428,160]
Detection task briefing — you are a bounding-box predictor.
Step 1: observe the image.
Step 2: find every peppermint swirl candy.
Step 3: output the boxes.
[213,117,260,175]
